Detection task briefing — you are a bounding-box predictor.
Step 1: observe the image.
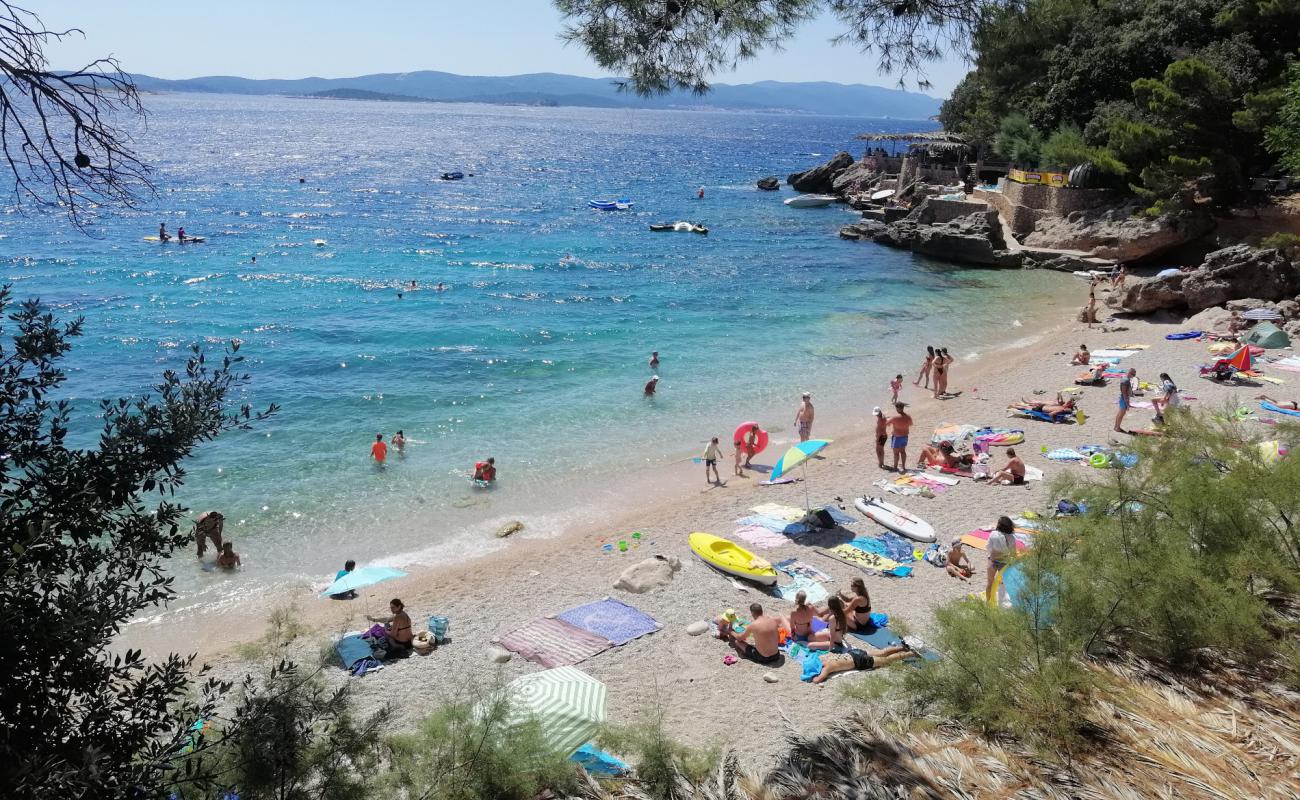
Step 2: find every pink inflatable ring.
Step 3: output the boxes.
[734,422,768,457]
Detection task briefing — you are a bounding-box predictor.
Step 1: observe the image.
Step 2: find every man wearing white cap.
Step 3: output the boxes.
[795,392,815,442]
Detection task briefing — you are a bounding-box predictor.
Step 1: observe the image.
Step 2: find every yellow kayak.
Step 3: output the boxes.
[688,532,777,586]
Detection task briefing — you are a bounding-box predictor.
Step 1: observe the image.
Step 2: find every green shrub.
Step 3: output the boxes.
[599,705,720,800]
[384,677,579,800]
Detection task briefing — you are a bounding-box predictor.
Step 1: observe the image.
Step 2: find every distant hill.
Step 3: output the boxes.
[127,70,942,119]
[307,88,437,103]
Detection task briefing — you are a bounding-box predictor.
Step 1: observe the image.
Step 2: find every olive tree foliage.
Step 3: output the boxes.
[0,286,276,797]
[553,0,1014,94]
[0,2,152,228]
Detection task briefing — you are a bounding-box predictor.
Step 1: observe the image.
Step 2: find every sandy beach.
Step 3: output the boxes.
[186,276,1285,768]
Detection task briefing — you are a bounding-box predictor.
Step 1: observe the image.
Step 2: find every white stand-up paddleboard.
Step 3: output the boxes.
[854,496,936,543]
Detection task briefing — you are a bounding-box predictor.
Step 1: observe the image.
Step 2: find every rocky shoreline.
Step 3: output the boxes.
[780,152,1300,326]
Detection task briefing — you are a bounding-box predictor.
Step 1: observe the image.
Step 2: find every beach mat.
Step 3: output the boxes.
[846,627,941,663]
[496,617,612,667]
[775,557,832,583]
[750,503,806,522]
[773,573,829,604]
[557,597,661,646]
[336,634,377,670]
[822,544,910,576]
[733,524,790,550]
[735,515,811,536]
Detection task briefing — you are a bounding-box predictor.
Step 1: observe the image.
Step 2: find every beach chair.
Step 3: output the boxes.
[1199,346,1254,383]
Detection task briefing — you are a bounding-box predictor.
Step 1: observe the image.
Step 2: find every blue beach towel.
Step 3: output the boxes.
[1166,331,1202,340]
[735,515,812,535]
[1262,401,1300,418]
[800,651,824,682]
[557,597,660,646]
[336,635,379,672]
[847,534,915,564]
[570,743,630,776]
[818,504,859,525]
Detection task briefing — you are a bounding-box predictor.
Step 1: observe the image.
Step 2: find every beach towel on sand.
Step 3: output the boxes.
[336,635,381,672]
[736,515,811,536]
[774,574,829,604]
[496,617,613,668]
[732,524,789,550]
[557,597,661,646]
[823,544,910,576]
[776,558,832,583]
[750,503,807,522]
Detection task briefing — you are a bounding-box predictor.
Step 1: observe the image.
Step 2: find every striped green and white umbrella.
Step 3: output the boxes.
[502,666,607,756]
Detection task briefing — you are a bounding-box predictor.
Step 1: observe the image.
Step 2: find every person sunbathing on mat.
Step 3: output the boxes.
[811,643,913,683]
[715,602,781,664]
[1011,395,1074,416]
[1075,363,1106,384]
[1255,394,1299,410]
[918,440,962,469]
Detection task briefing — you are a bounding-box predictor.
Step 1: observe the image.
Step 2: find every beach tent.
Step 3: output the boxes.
[1244,322,1290,349]
[1227,345,1255,372]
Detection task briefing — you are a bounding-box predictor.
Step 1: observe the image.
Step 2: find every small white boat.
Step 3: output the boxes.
[313,239,328,247]
[854,496,936,543]
[784,194,837,208]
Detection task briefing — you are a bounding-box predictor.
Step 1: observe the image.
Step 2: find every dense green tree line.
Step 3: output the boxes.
[940,0,1300,209]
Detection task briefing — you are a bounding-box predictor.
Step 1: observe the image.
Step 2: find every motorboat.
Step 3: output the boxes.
[649,221,708,235]
[783,194,837,208]
[588,198,633,211]
[440,171,465,181]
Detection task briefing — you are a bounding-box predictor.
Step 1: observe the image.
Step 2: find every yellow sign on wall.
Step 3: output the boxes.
[1009,168,1067,187]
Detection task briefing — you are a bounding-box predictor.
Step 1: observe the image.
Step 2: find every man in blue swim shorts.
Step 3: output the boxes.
[886,402,913,471]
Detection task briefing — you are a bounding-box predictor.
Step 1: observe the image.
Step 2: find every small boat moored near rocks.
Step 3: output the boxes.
[649,221,708,235]
[588,198,633,211]
[783,194,837,208]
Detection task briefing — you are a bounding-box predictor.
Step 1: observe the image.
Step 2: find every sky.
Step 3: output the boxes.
[29,1,969,98]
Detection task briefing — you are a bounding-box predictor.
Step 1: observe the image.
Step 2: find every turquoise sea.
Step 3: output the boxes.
[2,93,1071,612]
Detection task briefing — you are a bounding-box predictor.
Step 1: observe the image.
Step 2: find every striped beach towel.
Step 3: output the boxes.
[496,617,612,668]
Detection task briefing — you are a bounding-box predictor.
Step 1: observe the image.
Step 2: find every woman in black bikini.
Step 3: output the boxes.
[838,577,873,631]
[808,596,847,651]
[914,345,935,388]
[933,348,949,399]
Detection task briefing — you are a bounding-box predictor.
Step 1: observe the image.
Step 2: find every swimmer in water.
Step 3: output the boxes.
[216,541,241,569]
[371,433,387,463]
[435,282,446,292]
[649,351,660,369]
[473,457,496,482]
[644,375,659,397]
[410,280,417,289]
[392,430,406,452]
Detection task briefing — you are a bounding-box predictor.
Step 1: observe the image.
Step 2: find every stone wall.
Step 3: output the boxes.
[974,179,1114,236]
[923,198,990,224]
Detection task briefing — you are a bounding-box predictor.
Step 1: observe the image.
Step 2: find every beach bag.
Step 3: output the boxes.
[427,615,450,644]
[1056,499,1080,516]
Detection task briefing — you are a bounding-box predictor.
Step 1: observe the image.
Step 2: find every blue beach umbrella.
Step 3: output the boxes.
[319,566,407,598]
[769,439,832,510]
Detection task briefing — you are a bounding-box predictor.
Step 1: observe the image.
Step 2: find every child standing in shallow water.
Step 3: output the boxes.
[890,374,903,404]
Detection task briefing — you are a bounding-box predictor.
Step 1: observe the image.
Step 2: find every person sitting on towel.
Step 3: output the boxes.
[369,598,414,658]
[785,591,816,641]
[1070,344,1091,366]
[838,577,873,631]
[811,643,913,683]
[945,539,973,580]
[986,448,1026,486]
[918,440,961,468]
[715,602,780,664]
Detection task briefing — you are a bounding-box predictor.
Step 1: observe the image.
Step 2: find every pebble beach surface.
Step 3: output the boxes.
[196,292,1287,768]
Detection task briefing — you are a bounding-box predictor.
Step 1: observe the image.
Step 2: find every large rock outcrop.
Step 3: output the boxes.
[788,151,854,193]
[1108,245,1300,313]
[840,198,1022,268]
[830,159,883,194]
[1021,205,1214,261]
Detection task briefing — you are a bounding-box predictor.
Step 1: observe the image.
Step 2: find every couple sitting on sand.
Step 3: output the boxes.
[713,580,912,681]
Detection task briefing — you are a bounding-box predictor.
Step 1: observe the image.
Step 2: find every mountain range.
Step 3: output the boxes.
[128,70,942,119]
